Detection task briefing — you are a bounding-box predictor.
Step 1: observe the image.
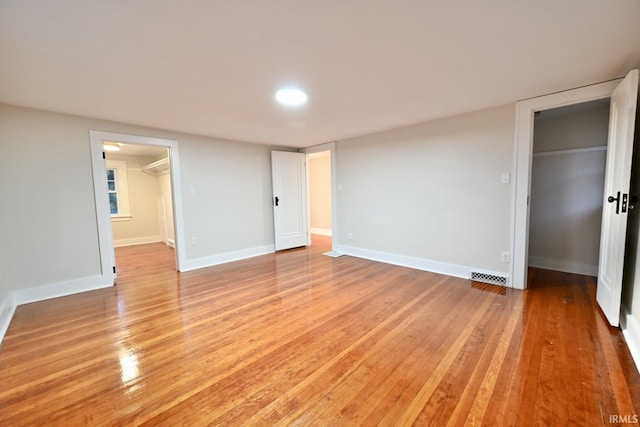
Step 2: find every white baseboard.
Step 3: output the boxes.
[12,275,113,306]
[0,274,113,343]
[310,227,332,237]
[165,238,175,248]
[114,235,162,248]
[333,244,508,284]
[621,306,640,374]
[180,245,275,272]
[528,256,598,277]
[0,292,17,344]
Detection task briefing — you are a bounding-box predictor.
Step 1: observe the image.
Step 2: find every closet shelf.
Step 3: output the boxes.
[142,157,170,175]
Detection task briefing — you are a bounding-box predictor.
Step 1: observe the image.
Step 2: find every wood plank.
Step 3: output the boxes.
[0,238,638,425]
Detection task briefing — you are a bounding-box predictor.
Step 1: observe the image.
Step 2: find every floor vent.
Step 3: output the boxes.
[470,271,509,287]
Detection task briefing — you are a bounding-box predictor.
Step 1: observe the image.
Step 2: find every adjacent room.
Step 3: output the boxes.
[1,1,640,425]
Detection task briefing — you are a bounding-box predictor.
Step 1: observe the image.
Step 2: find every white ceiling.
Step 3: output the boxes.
[1,1,639,148]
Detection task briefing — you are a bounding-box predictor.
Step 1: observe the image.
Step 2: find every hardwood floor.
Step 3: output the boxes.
[1,236,639,425]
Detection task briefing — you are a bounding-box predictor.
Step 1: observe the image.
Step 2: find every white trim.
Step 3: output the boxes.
[512,80,620,289]
[304,151,312,246]
[334,244,510,284]
[533,145,607,157]
[528,256,598,277]
[308,151,330,159]
[114,235,162,248]
[0,292,17,344]
[310,227,332,237]
[12,275,112,306]
[180,245,275,272]
[90,131,186,274]
[621,306,640,374]
[90,133,116,285]
[0,275,113,343]
[304,142,336,155]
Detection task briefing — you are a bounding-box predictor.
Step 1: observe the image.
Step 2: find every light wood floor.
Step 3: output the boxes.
[1,236,639,425]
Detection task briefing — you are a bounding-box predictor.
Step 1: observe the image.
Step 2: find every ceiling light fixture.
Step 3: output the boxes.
[275,87,308,107]
[103,142,120,152]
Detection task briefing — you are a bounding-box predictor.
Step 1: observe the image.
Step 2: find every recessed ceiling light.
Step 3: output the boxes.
[275,87,308,107]
[103,142,120,152]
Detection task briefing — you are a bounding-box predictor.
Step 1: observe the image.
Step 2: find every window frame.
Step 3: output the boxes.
[105,159,131,221]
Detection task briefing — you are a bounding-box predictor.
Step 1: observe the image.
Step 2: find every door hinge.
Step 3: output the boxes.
[113,266,116,274]
[102,151,106,159]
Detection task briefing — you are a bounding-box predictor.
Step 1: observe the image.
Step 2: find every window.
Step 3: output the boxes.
[106,160,131,220]
[107,168,119,214]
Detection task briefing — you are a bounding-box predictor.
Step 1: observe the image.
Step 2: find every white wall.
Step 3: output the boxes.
[308,153,332,233]
[0,103,288,294]
[0,105,103,289]
[335,104,515,276]
[107,153,163,246]
[179,136,281,262]
[529,104,609,275]
[533,106,612,151]
[0,224,13,339]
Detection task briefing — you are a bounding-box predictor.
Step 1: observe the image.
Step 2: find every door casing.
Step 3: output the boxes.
[304,142,337,251]
[90,131,186,284]
[511,79,621,289]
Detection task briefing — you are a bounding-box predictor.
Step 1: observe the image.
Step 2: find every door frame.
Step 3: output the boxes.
[303,142,337,252]
[90,131,186,284]
[511,79,621,289]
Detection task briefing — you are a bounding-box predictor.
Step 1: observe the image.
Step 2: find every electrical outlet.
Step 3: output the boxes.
[347,232,353,240]
[191,236,198,246]
[501,252,510,263]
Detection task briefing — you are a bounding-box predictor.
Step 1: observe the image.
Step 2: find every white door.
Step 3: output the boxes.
[597,69,639,326]
[272,151,308,250]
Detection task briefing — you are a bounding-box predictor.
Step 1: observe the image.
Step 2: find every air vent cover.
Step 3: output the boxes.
[470,271,509,287]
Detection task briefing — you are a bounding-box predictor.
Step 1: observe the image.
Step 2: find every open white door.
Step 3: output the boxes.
[597,69,639,326]
[272,151,308,251]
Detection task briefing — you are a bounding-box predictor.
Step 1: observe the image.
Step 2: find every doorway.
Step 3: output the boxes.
[307,150,332,246]
[511,79,620,290]
[90,131,186,285]
[304,142,337,253]
[528,99,610,277]
[104,143,176,273]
